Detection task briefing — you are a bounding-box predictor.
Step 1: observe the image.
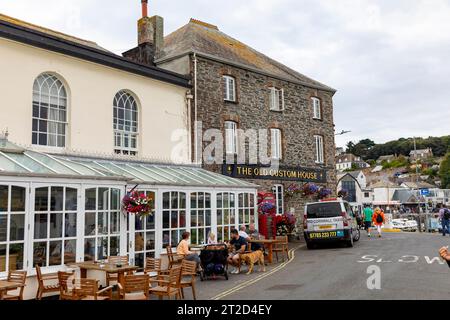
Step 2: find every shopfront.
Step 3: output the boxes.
[0,141,257,298]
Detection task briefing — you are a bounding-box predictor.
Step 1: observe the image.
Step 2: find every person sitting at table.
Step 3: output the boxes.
[247,223,263,252]
[207,231,217,244]
[238,225,249,239]
[177,232,201,266]
[227,229,248,274]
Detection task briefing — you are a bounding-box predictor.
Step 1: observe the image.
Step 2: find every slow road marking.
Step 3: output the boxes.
[211,244,304,300]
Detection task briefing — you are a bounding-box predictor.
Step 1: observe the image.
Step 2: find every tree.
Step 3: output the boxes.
[440,153,450,189]
[345,139,376,158]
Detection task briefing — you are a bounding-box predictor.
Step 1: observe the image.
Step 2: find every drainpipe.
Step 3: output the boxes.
[193,53,199,165]
[186,91,193,164]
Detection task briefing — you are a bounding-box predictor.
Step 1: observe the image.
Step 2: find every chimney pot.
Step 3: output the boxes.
[141,0,148,18]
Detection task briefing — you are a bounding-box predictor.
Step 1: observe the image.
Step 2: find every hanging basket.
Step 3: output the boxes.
[122,191,154,218]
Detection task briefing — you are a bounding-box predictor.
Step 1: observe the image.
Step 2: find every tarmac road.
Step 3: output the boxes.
[195,232,450,300]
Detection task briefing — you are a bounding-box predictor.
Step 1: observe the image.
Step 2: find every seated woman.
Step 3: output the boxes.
[177,232,201,266]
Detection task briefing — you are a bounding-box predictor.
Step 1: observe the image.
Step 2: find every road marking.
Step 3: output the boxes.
[211,245,304,300]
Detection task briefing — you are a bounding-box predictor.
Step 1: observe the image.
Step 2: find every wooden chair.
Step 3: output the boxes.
[35,265,59,300]
[144,258,163,280]
[149,265,182,300]
[58,271,77,300]
[1,270,27,300]
[106,255,129,286]
[166,246,184,269]
[180,260,197,300]
[118,275,149,300]
[73,278,113,300]
[273,236,289,262]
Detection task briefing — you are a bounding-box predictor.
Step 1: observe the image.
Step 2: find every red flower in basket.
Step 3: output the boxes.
[122,191,154,217]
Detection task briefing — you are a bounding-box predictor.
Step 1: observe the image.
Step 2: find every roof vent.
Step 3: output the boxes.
[189,18,218,30]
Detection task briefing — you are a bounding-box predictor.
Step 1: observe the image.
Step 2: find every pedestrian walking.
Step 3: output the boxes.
[372,207,385,238]
[363,205,374,237]
[439,205,450,236]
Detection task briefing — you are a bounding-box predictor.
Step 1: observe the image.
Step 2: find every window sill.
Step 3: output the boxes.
[224,99,238,104]
[30,145,66,154]
[270,109,284,113]
[313,117,323,121]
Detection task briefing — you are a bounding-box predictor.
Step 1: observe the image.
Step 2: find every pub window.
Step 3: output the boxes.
[132,191,155,268]
[217,192,236,242]
[271,128,282,160]
[223,76,236,102]
[314,135,324,164]
[33,186,78,267]
[190,192,212,245]
[238,193,255,229]
[32,73,68,148]
[0,185,26,274]
[312,97,322,120]
[273,185,284,215]
[84,187,121,261]
[162,192,186,248]
[113,90,139,156]
[225,121,238,155]
[269,87,284,111]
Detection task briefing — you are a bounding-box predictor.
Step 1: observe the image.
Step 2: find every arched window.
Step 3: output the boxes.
[113,90,138,156]
[32,74,67,147]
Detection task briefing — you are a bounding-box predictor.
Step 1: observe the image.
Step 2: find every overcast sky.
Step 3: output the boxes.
[2,0,450,148]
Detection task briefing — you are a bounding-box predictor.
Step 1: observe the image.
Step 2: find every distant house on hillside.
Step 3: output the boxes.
[336,153,369,172]
[337,171,372,212]
[410,148,433,161]
[401,181,436,190]
[376,154,396,164]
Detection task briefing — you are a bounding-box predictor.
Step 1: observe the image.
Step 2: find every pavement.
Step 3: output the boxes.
[188,232,450,300]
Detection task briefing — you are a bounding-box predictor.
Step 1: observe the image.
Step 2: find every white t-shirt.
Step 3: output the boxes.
[238,231,249,239]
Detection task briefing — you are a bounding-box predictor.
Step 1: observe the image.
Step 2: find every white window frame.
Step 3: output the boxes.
[314,135,325,164]
[269,87,285,111]
[223,76,236,102]
[216,192,236,242]
[312,97,322,120]
[161,191,187,249]
[32,73,68,148]
[113,90,139,156]
[270,128,282,160]
[273,185,284,215]
[0,183,29,277]
[82,186,123,262]
[225,121,238,155]
[127,189,156,268]
[189,192,212,245]
[30,185,80,270]
[237,193,255,229]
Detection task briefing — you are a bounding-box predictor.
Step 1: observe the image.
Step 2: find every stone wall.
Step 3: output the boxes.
[192,56,337,231]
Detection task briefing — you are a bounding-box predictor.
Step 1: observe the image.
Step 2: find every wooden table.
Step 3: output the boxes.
[0,280,25,300]
[67,262,138,286]
[248,239,282,264]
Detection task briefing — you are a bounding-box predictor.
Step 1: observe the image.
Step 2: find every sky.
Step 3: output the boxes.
[1,0,450,148]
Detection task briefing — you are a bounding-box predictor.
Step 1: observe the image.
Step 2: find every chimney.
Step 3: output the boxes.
[123,0,164,66]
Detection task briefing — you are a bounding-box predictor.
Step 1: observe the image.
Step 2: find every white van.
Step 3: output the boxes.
[303,199,360,249]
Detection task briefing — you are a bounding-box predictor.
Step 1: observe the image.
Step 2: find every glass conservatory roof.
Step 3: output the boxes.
[0,140,257,188]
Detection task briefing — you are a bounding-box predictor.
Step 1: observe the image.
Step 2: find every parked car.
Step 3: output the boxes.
[404,220,418,232]
[392,219,407,230]
[303,199,360,249]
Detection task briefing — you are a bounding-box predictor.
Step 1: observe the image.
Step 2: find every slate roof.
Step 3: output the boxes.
[0,13,110,52]
[160,19,336,92]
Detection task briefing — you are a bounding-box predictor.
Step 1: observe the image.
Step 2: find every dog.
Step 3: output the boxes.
[240,250,266,275]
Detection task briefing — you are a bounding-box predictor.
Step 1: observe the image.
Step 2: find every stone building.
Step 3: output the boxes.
[124,3,337,235]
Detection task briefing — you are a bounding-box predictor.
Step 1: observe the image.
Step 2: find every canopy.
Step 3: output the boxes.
[0,140,257,189]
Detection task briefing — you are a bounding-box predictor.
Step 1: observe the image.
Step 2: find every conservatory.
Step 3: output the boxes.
[0,139,258,279]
